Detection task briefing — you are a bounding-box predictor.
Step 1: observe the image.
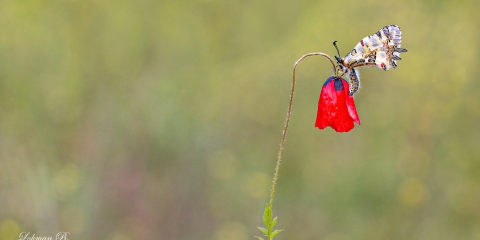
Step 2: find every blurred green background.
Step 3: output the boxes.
[1,0,480,239]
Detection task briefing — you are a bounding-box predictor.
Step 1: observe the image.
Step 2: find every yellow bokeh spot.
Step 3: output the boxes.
[54,163,82,200]
[398,178,428,207]
[213,221,248,240]
[242,171,269,199]
[207,150,238,180]
[0,219,21,240]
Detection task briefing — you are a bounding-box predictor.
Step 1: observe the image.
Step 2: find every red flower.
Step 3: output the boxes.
[315,76,360,132]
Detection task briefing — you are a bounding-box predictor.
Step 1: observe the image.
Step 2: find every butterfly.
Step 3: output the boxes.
[334,25,407,96]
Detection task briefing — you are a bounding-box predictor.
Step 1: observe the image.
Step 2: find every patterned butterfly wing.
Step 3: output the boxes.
[341,25,407,96]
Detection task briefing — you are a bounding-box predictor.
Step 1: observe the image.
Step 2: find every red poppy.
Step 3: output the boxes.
[315,76,360,132]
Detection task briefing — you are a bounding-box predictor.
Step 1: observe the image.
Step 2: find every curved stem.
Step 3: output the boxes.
[268,52,337,210]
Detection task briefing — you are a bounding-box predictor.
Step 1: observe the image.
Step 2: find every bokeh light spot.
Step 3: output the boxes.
[398,178,428,207]
[0,219,21,240]
[242,171,269,199]
[54,163,82,200]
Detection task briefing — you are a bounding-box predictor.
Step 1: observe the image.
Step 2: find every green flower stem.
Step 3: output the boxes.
[268,52,336,210]
[258,52,336,240]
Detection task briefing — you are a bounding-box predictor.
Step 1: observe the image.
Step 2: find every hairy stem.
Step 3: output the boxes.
[268,52,337,210]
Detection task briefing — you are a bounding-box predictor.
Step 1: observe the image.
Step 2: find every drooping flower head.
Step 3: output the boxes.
[315,76,360,132]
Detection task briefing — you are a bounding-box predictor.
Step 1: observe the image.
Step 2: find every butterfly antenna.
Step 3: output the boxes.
[333,41,341,58]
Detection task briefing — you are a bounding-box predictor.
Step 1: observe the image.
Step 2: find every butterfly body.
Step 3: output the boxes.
[335,25,407,96]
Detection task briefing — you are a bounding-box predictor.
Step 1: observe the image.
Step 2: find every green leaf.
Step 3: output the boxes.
[259,204,282,240]
[271,217,277,228]
[263,205,272,225]
[258,227,268,235]
[271,229,283,238]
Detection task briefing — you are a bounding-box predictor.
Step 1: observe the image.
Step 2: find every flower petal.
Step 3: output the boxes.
[330,83,354,132]
[345,96,360,125]
[315,77,360,132]
[342,79,361,125]
[315,77,337,129]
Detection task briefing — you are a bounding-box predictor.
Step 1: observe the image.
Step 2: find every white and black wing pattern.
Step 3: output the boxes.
[344,25,406,70]
[340,25,407,96]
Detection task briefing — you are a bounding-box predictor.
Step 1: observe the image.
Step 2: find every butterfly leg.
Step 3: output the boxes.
[348,68,360,96]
